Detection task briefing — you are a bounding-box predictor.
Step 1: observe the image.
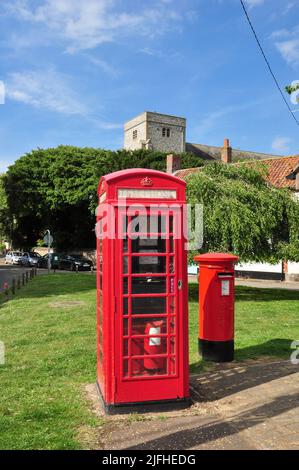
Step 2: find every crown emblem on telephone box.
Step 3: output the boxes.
[140,177,153,187]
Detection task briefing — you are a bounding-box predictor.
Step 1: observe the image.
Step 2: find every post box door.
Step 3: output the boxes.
[114,208,182,403]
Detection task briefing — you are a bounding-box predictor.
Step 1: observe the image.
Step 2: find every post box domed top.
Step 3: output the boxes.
[194,253,239,263]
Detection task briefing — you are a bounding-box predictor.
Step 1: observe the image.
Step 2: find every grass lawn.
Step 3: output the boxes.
[0,274,298,449]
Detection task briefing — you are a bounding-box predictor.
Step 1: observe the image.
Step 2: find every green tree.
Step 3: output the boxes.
[3,146,203,250]
[187,163,299,262]
[285,83,299,101]
[0,174,11,246]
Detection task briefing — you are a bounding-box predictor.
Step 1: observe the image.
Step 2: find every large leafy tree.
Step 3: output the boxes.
[0,174,10,246]
[187,163,299,262]
[3,146,202,250]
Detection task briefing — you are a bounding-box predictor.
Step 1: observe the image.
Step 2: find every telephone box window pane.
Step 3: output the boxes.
[131,317,167,334]
[131,238,166,254]
[123,278,128,294]
[123,318,129,336]
[132,277,167,294]
[123,339,129,357]
[131,359,167,376]
[131,338,143,359]
[169,237,174,254]
[150,215,166,233]
[169,215,173,233]
[170,358,176,375]
[129,215,148,233]
[131,255,166,274]
[123,360,129,378]
[123,298,129,315]
[170,316,176,334]
[123,256,128,274]
[170,336,176,354]
[132,297,166,315]
[170,257,175,274]
[128,215,167,234]
[123,239,128,253]
[170,278,175,295]
[170,297,176,314]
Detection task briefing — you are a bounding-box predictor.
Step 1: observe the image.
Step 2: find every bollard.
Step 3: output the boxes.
[22,273,25,286]
[26,271,29,283]
[76,265,79,274]
[17,276,21,289]
[12,278,16,295]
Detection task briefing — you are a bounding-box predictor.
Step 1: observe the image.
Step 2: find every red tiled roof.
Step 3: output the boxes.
[175,156,299,190]
[174,167,203,179]
[253,156,299,189]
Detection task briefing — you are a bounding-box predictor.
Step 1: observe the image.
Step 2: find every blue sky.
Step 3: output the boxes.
[0,0,299,171]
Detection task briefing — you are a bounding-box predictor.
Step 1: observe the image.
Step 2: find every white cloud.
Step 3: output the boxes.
[5,0,183,52]
[5,68,122,130]
[272,25,299,65]
[6,69,87,115]
[139,47,180,60]
[276,39,299,65]
[84,54,120,77]
[272,137,292,153]
[284,2,298,15]
[193,99,268,137]
[244,0,265,8]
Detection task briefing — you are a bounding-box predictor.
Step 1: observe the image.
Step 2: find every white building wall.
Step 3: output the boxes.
[288,262,299,274]
[236,262,282,273]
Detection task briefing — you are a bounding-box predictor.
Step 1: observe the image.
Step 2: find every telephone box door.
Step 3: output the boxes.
[114,208,184,404]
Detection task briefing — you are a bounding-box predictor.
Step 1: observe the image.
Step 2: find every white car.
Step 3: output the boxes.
[5,251,23,265]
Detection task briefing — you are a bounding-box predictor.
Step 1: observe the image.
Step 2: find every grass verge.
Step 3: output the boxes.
[0,275,298,448]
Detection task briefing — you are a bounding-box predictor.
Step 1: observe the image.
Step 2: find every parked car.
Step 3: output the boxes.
[21,252,41,267]
[5,251,23,265]
[38,253,62,269]
[59,254,93,271]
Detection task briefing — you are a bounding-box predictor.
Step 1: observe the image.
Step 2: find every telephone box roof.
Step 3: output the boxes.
[99,168,186,191]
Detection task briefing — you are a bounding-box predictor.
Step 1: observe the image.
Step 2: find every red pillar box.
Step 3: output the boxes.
[194,253,239,362]
[96,169,190,413]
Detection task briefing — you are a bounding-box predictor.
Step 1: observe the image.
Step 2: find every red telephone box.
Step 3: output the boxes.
[194,253,239,362]
[96,169,190,413]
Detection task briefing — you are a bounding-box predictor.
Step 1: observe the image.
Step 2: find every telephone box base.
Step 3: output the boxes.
[97,382,191,415]
[199,339,234,363]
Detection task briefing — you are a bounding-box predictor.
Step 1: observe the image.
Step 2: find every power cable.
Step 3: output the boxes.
[239,0,299,127]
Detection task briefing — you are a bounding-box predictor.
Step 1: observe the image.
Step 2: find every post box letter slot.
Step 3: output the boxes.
[218,273,233,278]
